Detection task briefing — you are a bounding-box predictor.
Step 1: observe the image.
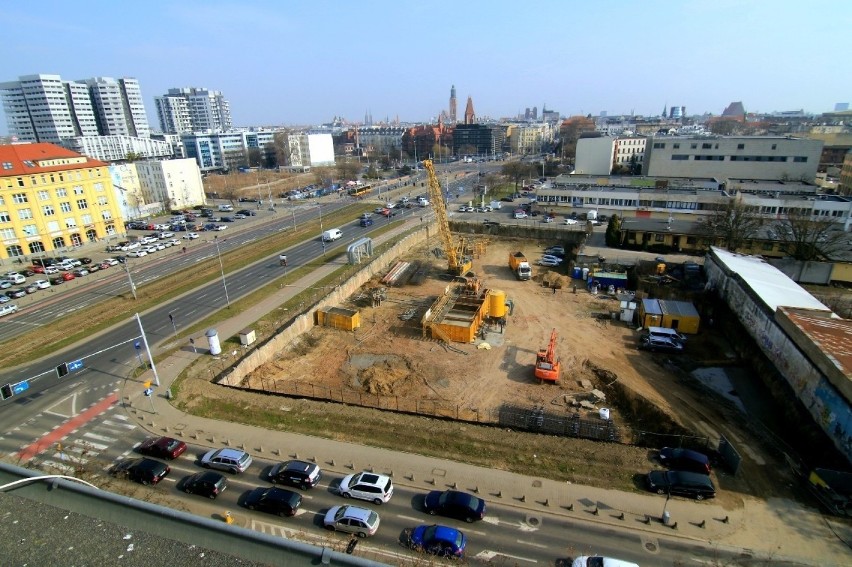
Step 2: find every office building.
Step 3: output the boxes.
[182,130,278,171]
[155,88,232,134]
[0,74,150,143]
[642,136,823,181]
[0,143,122,261]
[134,158,205,211]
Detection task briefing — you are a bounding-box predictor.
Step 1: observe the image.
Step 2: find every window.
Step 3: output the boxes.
[60,202,72,213]
[65,218,78,229]
[76,198,88,210]
[737,144,745,150]
[771,144,777,150]
[37,190,50,200]
[22,224,37,236]
[686,237,697,245]
[762,242,774,251]
[52,236,65,249]
[12,193,28,204]
[0,211,9,222]
[18,208,33,220]
[0,228,15,239]
[654,234,665,242]
[28,241,45,254]
[1,162,12,170]
[41,205,55,216]
[653,142,666,149]
[673,143,680,149]
[73,185,84,195]
[81,214,93,225]
[671,155,689,160]
[94,182,104,192]
[97,196,108,206]
[46,220,60,232]
[702,143,712,149]
[56,187,67,197]
[794,156,808,163]
[691,144,697,149]
[6,245,23,258]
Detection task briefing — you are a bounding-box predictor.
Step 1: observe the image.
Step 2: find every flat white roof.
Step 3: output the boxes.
[710,247,830,313]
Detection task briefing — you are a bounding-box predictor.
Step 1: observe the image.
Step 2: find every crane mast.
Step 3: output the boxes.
[423,159,471,275]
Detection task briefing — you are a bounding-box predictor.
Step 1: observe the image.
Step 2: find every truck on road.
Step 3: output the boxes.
[509,252,532,280]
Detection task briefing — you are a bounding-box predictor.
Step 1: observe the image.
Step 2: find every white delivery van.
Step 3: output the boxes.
[322,228,343,242]
[218,204,234,212]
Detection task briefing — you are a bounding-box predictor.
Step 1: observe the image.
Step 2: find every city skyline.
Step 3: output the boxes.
[1,0,850,135]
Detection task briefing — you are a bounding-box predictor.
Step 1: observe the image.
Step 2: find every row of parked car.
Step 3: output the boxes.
[112,440,483,557]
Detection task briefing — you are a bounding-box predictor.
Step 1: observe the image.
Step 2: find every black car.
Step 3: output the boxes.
[658,447,711,475]
[423,490,486,523]
[219,216,235,222]
[646,470,715,500]
[19,269,36,277]
[236,210,257,216]
[49,276,65,285]
[182,471,228,499]
[6,289,26,299]
[77,257,92,265]
[244,486,302,517]
[268,460,322,490]
[110,458,171,485]
[238,197,258,202]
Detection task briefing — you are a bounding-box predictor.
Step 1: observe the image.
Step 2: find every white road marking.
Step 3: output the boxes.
[82,432,117,443]
[75,438,108,451]
[516,539,548,549]
[40,460,75,474]
[102,419,137,430]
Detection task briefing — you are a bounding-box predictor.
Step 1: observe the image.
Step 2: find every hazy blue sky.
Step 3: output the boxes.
[1,0,850,132]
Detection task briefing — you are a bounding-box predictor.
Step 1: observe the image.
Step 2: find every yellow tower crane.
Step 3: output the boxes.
[423,159,472,276]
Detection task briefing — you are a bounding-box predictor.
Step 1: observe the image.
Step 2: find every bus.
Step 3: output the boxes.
[347,184,372,198]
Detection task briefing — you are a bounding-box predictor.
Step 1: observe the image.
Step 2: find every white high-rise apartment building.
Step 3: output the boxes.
[155,87,232,134]
[0,74,150,143]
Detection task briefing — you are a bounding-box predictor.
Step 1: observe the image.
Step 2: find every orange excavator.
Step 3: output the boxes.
[534,328,561,383]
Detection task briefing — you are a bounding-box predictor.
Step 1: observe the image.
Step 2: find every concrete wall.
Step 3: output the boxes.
[767,258,834,285]
[218,227,431,387]
[705,257,852,464]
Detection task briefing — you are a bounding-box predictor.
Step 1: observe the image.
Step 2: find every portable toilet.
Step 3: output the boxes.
[205,328,222,356]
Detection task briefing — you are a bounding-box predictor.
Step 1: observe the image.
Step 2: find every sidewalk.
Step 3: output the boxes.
[125,218,852,567]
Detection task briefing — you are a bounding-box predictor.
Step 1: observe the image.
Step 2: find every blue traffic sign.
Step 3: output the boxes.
[134,341,141,350]
[12,381,30,395]
[68,359,84,372]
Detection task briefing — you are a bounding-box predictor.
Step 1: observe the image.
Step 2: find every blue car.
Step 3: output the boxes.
[408,524,466,558]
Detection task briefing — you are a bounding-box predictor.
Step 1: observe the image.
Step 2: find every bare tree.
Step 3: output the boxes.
[247,147,262,168]
[771,208,847,261]
[272,131,289,167]
[335,159,361,181]
[312,166,333,188]
[696,198,764,252]
[501,162,536,190]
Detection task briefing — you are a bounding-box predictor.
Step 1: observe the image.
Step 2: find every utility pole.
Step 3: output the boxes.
[123,262,137,300]
[135,313,160,387]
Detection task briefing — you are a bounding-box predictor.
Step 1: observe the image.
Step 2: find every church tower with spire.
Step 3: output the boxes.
[464,96,476,124]
[449,85,457,124]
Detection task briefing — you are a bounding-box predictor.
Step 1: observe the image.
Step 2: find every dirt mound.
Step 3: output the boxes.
[359,358,416,396]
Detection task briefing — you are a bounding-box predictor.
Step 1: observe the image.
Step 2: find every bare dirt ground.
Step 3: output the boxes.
[176,236,795,508]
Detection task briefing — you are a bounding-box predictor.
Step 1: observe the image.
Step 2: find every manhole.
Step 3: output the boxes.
[526,515,541,527]
[644,542,657,552]
[532,479,542,488]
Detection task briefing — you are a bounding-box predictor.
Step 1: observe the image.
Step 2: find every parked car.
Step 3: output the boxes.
[0,295,10,304]
[219,216,235,222]
[323,505,380,537]
[234,214,246,220]
[243,486,302,517]
[86,264,101,273]
[540,254,564,264]
[33,279,51,290]
[638,336,684,354]
[646,470,716,500]
[183,232,199,239]
[181,471,228,499]
[236,210,256,216]
[127,250,148,258]
[337,471,394,504]
[49,276,65,286]
[136,436,188,460]
[408,524,467,558]
[268,460,322,490]
[538,258,561,267]
[158,232,175,239]
[423,490,486,522]
[72,269,89,277]
[6,288,26,299]
[44,266,60,275]
[0,280,13,290]
[109,458,171,486]
[658,447,711,475]
[214,225,228,231]
[200,448,253,474]
[23,283,38,294]
[60,272,76,281]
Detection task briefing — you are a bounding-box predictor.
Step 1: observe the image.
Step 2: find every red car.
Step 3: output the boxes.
[61,272,75,281]
[31,265,46,274]
[136,436,187,460]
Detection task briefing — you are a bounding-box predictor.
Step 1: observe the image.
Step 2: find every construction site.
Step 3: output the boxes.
[226,161,728,446]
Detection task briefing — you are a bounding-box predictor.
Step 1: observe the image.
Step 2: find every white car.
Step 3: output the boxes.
[564,218,579,225]
[141,236,158,245]
[183,232,199,240]
[158,232,175,239]
[127,250,148,258]
[541,254,564,264]
[167,238,181,247]
[214,225,228,231]
[33,279,51,289]
[43,266,60,274]
[337,471,394,504]
[323,505,380,538]
[104,258,120,266]
[153,242,166,251]
[543,216,554,223]
[0,303,18,317]
[385,202,396,209]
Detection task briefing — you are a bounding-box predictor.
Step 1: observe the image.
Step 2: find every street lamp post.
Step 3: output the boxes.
[318,204,326,255]
[123,261,137,300]
[213,236,231,308]
[134,313,160,387]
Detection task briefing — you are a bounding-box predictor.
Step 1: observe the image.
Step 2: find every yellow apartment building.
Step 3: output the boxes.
[0,143,122,262]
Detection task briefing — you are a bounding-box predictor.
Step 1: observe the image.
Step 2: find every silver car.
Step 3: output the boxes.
[200,448,253,474]
[323,505,380,538]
